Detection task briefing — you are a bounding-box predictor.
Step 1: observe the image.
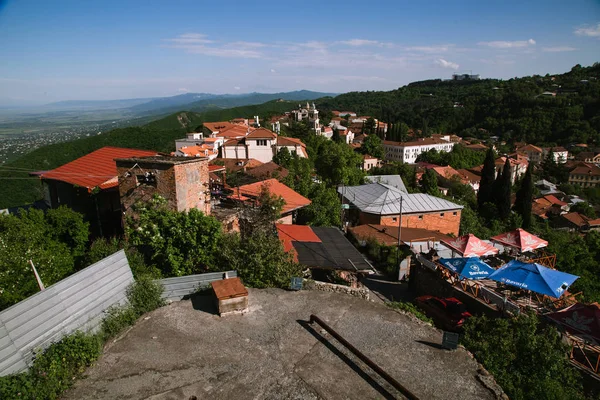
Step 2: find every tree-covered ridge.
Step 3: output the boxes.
[316,63,600,146]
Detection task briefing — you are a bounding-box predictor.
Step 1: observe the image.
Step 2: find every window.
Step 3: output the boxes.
[453,211,458,216]
[440,213,445,217]
[256,139,267,146]
[392,217,398,222]
[418,215,423,220]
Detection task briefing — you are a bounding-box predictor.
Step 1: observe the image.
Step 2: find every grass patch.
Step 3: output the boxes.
[388,301,433,324]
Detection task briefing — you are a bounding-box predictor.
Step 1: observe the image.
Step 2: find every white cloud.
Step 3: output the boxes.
[574,23,600,38]
[177,88,189,92]
[405,45,452,53]
[435,58,459,70]
[164,34,265,58]
[478,39,536,48]
[166,33,214,44]
[542,46,578,52]
[233,86,241,90]
[339,39,380,46]
[270,68,276,73]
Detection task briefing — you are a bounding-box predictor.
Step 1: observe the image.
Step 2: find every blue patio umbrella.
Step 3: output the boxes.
[438,257,496,280]
[488,260,579,298]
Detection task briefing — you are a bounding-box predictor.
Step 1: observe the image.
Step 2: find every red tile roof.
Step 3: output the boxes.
[203,121,237,133]
[233,178,311,213]
[518,144,543,153]
[246,127,277,139]
[216,125,252,138]
[276,224,321,260]
[39,146,157,192]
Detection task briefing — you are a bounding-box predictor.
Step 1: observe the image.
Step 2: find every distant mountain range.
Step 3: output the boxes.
[42,90,337,115]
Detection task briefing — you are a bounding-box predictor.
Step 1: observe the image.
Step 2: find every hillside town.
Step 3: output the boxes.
[3,92,600,398]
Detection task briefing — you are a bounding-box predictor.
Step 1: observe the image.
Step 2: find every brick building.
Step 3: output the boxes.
[116,156,211,218]
[338,182,463,236]
[35,146,157,237]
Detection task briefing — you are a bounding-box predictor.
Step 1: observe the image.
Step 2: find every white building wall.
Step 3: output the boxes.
[222,145,248,160]
[384,142,455,163]
[246,138,276,163]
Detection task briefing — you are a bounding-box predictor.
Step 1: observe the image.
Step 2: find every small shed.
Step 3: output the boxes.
[211,278,249,316]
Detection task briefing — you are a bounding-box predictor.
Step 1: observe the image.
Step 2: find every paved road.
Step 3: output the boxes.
[63,288,502,400]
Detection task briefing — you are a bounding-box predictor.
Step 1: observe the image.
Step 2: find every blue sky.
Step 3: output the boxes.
[0,0,599,103]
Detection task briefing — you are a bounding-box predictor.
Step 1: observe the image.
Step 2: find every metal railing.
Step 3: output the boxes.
[309,314,419,400]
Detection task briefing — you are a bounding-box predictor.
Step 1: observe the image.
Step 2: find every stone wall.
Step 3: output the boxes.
[303,279,370,301]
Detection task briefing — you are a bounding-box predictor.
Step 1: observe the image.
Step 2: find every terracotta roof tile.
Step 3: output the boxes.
[246,127,277,139]
[39,146,157,191]
[233,178,311,213]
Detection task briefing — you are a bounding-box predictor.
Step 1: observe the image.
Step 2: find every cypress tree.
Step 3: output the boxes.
[497,158,513,219]
[409,166,418,191]
[420,169,439,196]
[478,148,497,211]
[514,162,534,229]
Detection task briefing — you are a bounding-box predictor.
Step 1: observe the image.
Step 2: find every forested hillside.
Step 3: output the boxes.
[318,63,600,146]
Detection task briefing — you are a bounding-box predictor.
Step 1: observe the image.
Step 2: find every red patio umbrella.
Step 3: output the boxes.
[441,234,499,257]
[491,228,548,253]
[546,303,600,345]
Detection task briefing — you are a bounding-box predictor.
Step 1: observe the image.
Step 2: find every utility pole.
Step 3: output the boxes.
[29,260,45,291]
[340,182,345,231]
[396,196,403,275]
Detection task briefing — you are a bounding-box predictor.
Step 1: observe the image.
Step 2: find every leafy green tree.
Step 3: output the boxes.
[272,146,293,167]
[219,231,302,288]
[361,134,384,159]
[0,209,76,310]
[570,202,596,218]
[419,169,440,196]
[44,206,90,262]
[364,117,377,134]
[297,183,342,227]
[239,183,286,238]
[496,158,512,219]
[462,312,585,400]
[514,163,534,229]
[314,140,364,186]
[478,148,497,211]
[125,195,222,277]
[332,128,342,143]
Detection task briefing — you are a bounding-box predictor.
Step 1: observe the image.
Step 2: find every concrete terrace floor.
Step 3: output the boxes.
[63,289,501,400]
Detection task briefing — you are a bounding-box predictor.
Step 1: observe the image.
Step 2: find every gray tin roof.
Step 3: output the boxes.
[338,183,463,215]
[364,175,408,193]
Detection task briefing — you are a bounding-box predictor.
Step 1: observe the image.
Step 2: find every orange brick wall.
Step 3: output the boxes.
[359,210,461,236]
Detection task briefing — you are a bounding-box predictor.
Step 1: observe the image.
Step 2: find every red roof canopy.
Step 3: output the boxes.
[441,234,499,257]
[491,228,548,252]
[39,146,157,192]
[546,303,600,344]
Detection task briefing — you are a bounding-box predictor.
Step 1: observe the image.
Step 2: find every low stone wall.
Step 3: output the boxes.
[303,279,370,300]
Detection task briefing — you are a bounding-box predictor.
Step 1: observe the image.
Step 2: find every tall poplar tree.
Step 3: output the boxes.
[514,162,534,229]
[497,158,513,219]
[477,148,497,211]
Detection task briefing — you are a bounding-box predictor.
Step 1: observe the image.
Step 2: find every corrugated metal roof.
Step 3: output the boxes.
[364,175,408,193]
[338,183,463,215]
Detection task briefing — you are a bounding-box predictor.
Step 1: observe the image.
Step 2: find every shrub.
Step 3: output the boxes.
[388,301,433,324]
[461,312,585,400]
[100,305,138,341]
[126,277,165,316]
[0,332,102,400]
